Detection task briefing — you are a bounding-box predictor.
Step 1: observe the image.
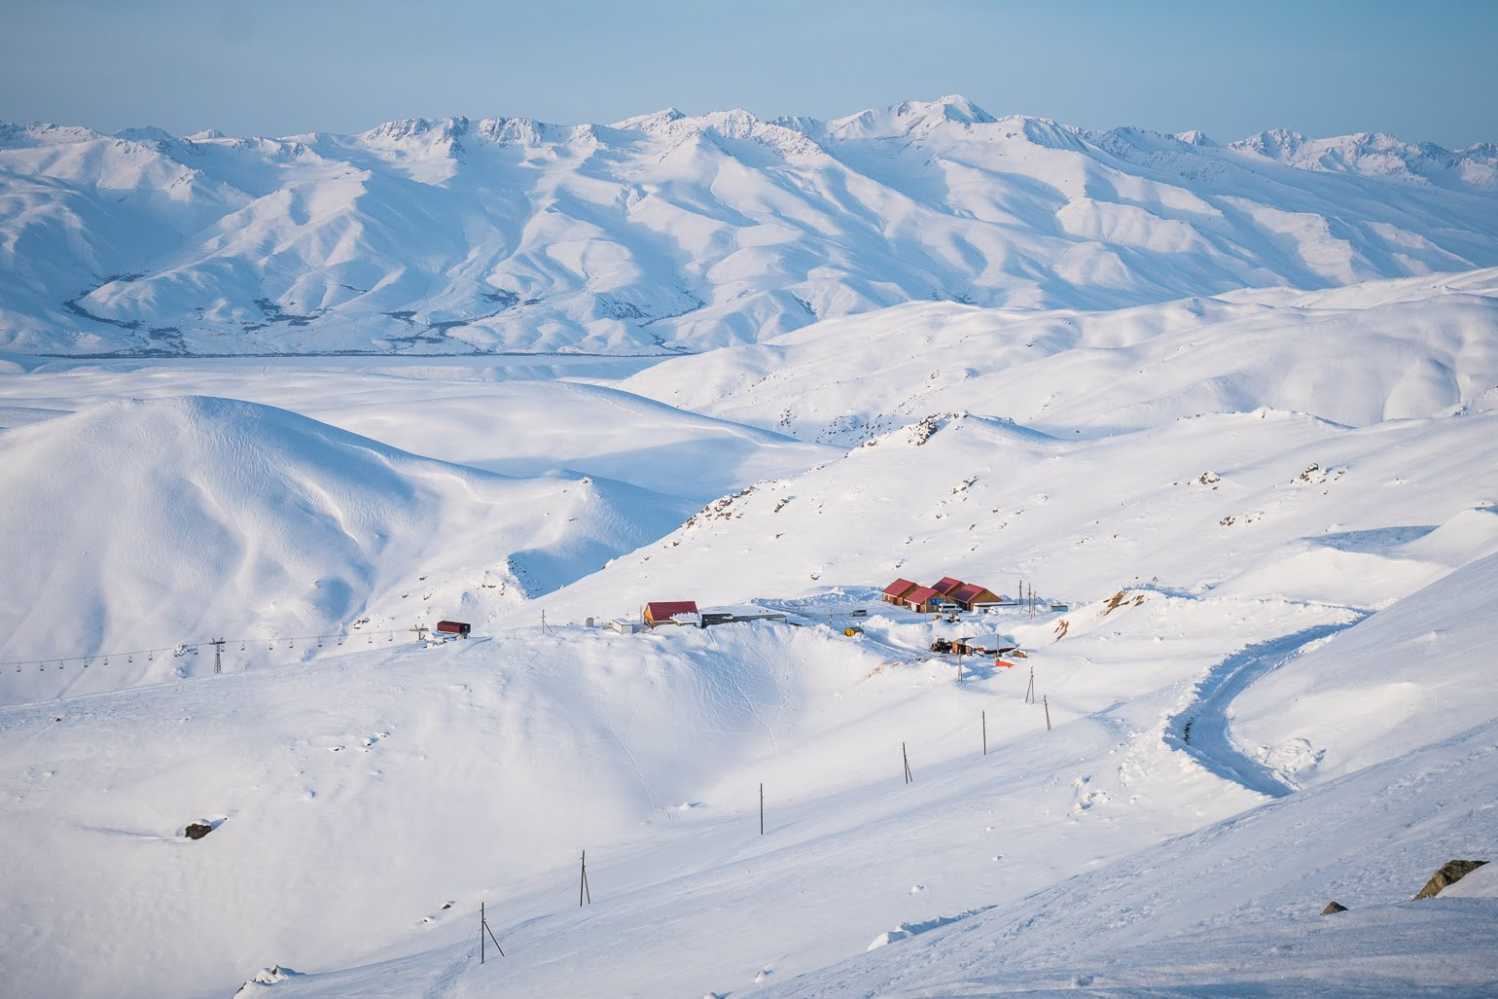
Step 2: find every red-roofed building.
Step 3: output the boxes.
[950,582,1001,611]
[642,601,701,627]
[882,578,918,605]
[901,585,942,613]
[932,576,965,597]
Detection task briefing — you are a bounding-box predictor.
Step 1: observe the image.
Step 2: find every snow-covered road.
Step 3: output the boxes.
[1165,617,1365,798]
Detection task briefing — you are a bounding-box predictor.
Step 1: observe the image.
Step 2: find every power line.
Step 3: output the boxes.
[0,626,415,674]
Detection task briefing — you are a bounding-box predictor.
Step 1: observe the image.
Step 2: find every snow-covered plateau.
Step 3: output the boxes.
[1,98,1496,998]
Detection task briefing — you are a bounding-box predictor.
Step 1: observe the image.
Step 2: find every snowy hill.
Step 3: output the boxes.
[533,402,1498,630]
[3,96,1497,355]
[0,395,692,703]
[622,268,1498,442]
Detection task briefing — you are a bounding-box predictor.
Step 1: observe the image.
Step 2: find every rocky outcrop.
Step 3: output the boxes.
[1414,859,1489,899]
[1321,900,1348,914]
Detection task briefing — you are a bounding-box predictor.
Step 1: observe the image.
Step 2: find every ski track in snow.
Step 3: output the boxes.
[1165,617,1367,798]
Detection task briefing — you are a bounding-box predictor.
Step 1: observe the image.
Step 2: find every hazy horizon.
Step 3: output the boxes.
[5,0,1497,147]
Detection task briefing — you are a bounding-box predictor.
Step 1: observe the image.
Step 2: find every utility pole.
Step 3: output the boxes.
[759,782,764,835]
[1043,695,1052,731]
[1025,665,1036,704]
[211,637,225,675]
[579,849,591,907]
[410,624,429,643]
[902,742,913,784]
[982,710,988,756]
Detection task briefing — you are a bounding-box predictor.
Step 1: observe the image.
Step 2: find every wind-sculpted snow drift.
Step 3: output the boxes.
[2,96,1497,355]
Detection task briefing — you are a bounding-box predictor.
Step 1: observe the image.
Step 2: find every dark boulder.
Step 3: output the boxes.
[1414,859,1488,899]
[184,822,215,840]
[1321,900,1348,915]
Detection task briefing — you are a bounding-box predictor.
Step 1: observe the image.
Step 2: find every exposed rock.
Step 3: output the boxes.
[1414,859,1489,899]
[184,821,215,840]
[1321,900,1348,914]
[233,965,301,995]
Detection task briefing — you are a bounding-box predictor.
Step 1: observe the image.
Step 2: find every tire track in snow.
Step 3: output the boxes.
[1164,617,1365,798]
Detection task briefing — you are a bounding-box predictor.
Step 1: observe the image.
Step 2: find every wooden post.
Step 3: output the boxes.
[579,849,591,906]
[902,742,913,784]
[481,900,485,964]
[759,782,764,835]
[1043,695,1052,731]
[982,710,987,755]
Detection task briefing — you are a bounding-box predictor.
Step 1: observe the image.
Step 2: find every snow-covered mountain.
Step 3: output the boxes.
[2,96,1496,355]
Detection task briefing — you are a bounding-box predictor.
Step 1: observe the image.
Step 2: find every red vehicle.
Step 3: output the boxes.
[435,620,471,638]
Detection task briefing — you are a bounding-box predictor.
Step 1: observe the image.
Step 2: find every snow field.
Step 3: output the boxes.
[0,264,1496,995]
[1,589,1349,998]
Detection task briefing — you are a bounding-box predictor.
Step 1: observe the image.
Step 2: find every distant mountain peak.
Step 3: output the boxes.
[1228,127,1496,189]
[828,94,997,138]
[1174,129,1215,147]
[899,94,997,125]
[612,107,688,133]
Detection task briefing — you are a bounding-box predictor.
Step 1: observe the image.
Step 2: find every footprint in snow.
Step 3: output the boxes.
[910,884,927,894]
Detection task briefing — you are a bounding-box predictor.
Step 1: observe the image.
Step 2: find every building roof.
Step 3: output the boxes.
[931,576,965,596]
[903,585,940,606]
[883,578,918,598]
[951,582,994,604]
[644,600,699,619]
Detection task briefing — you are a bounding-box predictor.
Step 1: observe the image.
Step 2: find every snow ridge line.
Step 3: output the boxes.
[1163,617,1367,798]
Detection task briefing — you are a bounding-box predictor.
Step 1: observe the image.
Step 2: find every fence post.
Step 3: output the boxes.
[982,710,987,755]
[1043,695,1052,731]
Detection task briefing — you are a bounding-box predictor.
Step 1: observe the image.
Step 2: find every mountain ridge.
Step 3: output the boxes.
[2,95,1496,356]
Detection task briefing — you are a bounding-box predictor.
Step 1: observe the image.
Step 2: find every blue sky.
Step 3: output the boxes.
[4,0,1496,146]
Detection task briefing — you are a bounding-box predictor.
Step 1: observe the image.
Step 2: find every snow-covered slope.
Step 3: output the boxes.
[0,355,835,501]
[3,98,1496,355]
[762,717,1498,998]
[623,268,1498,442]
[534,407,1498,628]
[1230,542,1498,786]
[0,395,690,703]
